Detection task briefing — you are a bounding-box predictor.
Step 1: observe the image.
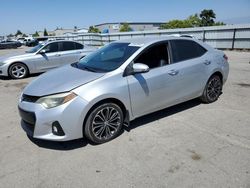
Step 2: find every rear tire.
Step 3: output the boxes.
[8,63,29,79]
[84,103,124,144]
[200,75,222,103]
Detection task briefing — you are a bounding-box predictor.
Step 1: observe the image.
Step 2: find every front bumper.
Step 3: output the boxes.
[0,64,9,76]
[18,96,89,141]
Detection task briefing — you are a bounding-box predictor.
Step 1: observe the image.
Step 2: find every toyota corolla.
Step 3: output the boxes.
[18,36,229,144]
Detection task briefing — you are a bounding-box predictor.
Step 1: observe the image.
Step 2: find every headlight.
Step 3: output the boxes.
[0,62,5,66]
[36,92,77,109]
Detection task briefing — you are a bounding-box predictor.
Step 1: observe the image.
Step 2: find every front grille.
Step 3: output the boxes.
[22,94,40,103]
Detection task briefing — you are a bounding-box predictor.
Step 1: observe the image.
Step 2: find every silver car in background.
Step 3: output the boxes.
[18,36,229,144]
[0,40,96,79]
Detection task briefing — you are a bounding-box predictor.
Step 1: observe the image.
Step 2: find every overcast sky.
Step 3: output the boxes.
[0,0,250,35]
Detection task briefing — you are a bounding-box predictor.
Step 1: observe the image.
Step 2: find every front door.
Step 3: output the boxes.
[127,42,179,117]
[34,42,61,71]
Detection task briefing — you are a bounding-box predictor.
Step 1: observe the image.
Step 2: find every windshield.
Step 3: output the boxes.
[26,43,44,53]
[74,43,139,72]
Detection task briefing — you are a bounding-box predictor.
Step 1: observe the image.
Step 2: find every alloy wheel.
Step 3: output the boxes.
[11,64,27,78]
[206,76,222,101]
[92,106,122,140]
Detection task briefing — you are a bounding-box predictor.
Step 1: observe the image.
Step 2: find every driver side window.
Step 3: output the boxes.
[134,43,169,69]
[42,43,58,53]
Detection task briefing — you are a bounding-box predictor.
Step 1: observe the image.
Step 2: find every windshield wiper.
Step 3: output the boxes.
[72,63,106,73]
[81,65,98,72]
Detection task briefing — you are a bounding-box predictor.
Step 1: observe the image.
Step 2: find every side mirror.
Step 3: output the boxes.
[39,49,47,54]
[132,63,149,74]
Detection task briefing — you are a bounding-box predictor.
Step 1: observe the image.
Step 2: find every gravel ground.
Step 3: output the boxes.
[0,47,250,188]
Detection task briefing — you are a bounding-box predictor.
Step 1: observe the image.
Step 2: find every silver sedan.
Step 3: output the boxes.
[18,36,229,144]
[0,40,96,79]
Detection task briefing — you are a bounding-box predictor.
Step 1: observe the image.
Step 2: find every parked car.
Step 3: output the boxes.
[36,37,48,44]
[25,39,39,47]
[17,37,25,45]
[18,36,229,144]
[0,40,22,49]
[23,37,34,46]
[0,40,96,79]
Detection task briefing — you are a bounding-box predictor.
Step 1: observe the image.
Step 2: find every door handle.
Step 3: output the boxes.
[204,60,211,65]
[55,54,61,57]
[168,70,179,76]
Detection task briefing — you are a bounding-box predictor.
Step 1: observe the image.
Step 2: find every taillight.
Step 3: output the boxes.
[223,54,228,61]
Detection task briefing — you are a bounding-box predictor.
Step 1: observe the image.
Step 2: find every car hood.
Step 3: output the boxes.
[0,52,35,62]
[23,64,105,96]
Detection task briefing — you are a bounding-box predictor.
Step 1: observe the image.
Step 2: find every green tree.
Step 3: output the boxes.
[199,9,216,26]
[88,26,100,33]
[32,31,39,37]
[44,28,48,36]
[22,33,28,37]
[119,23,132,32]
[187,14,201,27]
[15,30,22,36]
[160,19,192,29]
[160,9,224,29]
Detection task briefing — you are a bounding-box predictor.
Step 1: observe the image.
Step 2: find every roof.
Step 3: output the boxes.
[113,36,193,46]
[44,40,82,45]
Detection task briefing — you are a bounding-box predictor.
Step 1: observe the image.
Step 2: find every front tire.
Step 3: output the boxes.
[8,63,28,79]
[84,103,124,144]
[200,75,222,103]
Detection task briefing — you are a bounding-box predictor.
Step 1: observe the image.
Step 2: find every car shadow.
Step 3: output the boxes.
[0,73,41,80]
[27,99,201,150]
[27,136,90,150]
[124,99,201,131]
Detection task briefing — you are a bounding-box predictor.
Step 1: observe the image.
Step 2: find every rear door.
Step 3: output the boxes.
[57,42,83,66]
[168,39,209,100]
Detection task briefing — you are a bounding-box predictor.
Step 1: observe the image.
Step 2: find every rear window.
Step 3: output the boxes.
[62,42,75,51]
[170,40,207,63]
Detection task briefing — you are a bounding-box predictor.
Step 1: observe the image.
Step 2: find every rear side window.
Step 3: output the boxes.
[62,42,75,51]
[170,40,207,63]
[75,43,83,49]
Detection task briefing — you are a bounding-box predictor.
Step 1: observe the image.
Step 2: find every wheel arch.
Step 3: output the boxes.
[211,71,223,81]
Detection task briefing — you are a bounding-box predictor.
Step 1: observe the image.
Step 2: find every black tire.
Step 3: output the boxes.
[200,75,222,103]
[84,103,124,144]
[8,63,29,79]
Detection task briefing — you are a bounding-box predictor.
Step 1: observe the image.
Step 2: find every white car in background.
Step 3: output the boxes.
[0,40,96,79]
